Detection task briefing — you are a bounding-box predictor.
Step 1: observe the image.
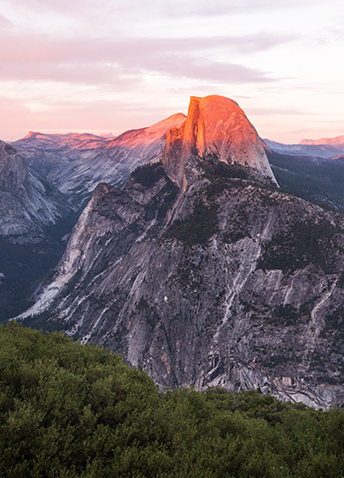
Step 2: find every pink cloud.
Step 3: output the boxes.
[0,32,292,62]
[0,31,285,85]
[0,14,13,29]
[0,61,141,87]
[3,0,325,19]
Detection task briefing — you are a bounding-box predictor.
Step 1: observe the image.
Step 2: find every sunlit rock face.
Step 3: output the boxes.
[163,95,277,186]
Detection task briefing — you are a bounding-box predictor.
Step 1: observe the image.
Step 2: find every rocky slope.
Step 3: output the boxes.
[0,140,76,320]
[13,114,186,208]
[0,140,72,241]
[18,96,344,409]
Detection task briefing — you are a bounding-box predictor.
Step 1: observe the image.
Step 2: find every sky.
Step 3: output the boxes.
[0,0,343,143]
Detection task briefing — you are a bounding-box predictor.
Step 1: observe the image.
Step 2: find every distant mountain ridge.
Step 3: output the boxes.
[300,134,344,146]
[13,113,186,208]
[264,138,344,159]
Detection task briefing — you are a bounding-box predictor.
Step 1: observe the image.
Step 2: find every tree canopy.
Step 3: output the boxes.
[0,322,344,477]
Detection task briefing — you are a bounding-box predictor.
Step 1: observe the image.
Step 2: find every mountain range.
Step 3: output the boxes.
[264,138,344,159]
[0,112,186,319]
[12,95,344,409]
[12,113,186,209]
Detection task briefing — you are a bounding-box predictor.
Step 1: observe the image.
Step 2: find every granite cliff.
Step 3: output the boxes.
[163,95,276,187]
[18,96,344,409]
[0,140,71,241]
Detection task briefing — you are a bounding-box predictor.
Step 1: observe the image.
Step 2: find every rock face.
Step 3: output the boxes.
[163,96,277,187]
[13,114,186,208]
[0,140,71,241]
[0,140,76,321]
[18,96,344,410]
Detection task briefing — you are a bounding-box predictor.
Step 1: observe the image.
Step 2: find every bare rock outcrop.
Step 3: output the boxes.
[0,140,71,241]
[163,95,277,187]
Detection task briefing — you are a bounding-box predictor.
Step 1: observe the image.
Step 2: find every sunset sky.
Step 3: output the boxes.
[1,0,343,143]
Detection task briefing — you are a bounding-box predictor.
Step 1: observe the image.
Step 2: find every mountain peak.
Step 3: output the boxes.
[162,95,277,186]
[24,131,39,139]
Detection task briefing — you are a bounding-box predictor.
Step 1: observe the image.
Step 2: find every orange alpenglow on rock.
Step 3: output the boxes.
[163,95,277,186]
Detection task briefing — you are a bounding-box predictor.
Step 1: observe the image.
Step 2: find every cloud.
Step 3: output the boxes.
[0,31,285,86]
[0,14,13,29]
[137,55,274,84]
[0,31,292,62]
[245,106,312,116]
[157,0,333,19]
[0,61,141,87]
[4,0,327,19]
[1,0,99,16]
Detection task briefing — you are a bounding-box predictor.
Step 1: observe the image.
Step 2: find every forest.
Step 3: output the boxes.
[0,322,344,477]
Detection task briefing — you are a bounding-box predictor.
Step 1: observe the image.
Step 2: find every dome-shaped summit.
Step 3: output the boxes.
[163,95,277,186]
